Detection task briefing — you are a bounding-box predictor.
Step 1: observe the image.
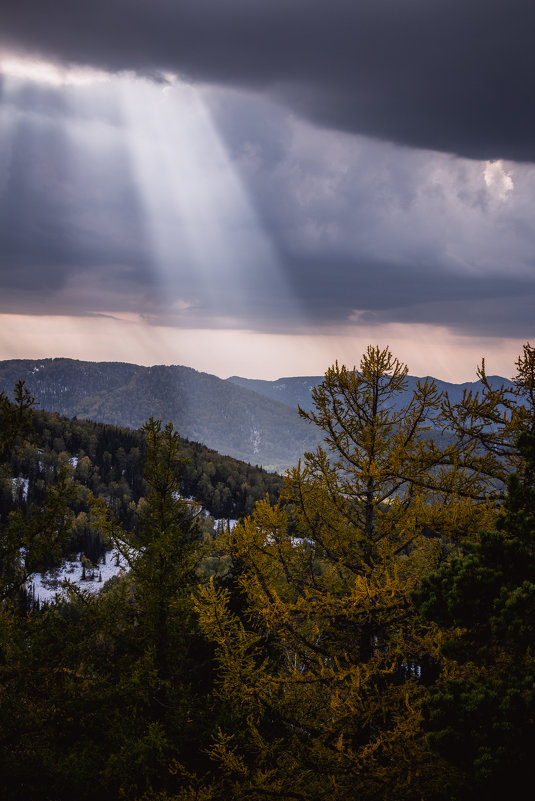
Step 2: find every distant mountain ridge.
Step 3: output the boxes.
[0,358,513,470]
[227,373,514,413]
[0,359,321,471]
[227,375,324,413]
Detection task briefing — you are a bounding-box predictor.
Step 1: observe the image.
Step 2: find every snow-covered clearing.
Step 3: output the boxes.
[26,550,129,605]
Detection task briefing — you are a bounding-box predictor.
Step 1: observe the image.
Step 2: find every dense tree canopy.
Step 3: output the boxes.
[0,388,278,799]
[1,344,534,800]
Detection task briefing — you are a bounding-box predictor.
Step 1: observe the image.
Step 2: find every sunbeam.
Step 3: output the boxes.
[0,63,158,313]
[0,55,109,88]
[0,58,307,373]
[117,74,303,331]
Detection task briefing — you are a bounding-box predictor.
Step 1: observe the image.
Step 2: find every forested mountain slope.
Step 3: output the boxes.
[2,407,283,594]
[26,409,283,521]
[0,359,320,471]
[0,358,513,470]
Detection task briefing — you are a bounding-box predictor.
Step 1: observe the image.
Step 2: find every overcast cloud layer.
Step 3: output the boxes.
[2,0,535,161]
[0,0,534,366]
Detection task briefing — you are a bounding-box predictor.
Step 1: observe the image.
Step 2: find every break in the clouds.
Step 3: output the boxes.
[0,0,534,374]
[1,0,535,162]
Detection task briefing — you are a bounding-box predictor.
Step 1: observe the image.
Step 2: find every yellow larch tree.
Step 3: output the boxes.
[192,346,508,801]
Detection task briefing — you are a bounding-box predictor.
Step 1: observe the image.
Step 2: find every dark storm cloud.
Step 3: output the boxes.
[1,73,534,338]
[1,0,534,162]
[0,85,157,311]
[275,252,535,338]
[199,90,535,338]
[1,8,534,344]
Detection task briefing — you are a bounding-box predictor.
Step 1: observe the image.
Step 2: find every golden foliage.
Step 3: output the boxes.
[193,346,504,799]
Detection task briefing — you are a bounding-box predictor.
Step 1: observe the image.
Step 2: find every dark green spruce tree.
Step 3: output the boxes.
[67,417,216,798]
[416,429,535,799]
[0,417,218,801]
[0,384,75,797]
[0,381,74,605]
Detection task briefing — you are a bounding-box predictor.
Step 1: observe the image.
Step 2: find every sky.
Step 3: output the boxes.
[0,0,534,382]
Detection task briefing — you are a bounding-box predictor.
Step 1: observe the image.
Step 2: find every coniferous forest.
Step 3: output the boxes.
[1,344,534,801]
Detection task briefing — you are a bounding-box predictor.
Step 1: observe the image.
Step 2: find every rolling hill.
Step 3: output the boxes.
[0,359,321,471]
[0,358,513,470]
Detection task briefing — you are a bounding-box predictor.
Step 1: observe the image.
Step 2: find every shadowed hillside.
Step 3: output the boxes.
[0,359,321,471]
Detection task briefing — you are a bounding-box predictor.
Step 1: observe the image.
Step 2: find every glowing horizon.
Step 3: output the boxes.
[0,312,525,383]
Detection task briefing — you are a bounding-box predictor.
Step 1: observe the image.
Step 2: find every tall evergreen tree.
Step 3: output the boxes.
[416,432,535,799]
[88,418,213,796]
[0,384,75,798]
[0,417,215,801]
[0,382,73,604]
